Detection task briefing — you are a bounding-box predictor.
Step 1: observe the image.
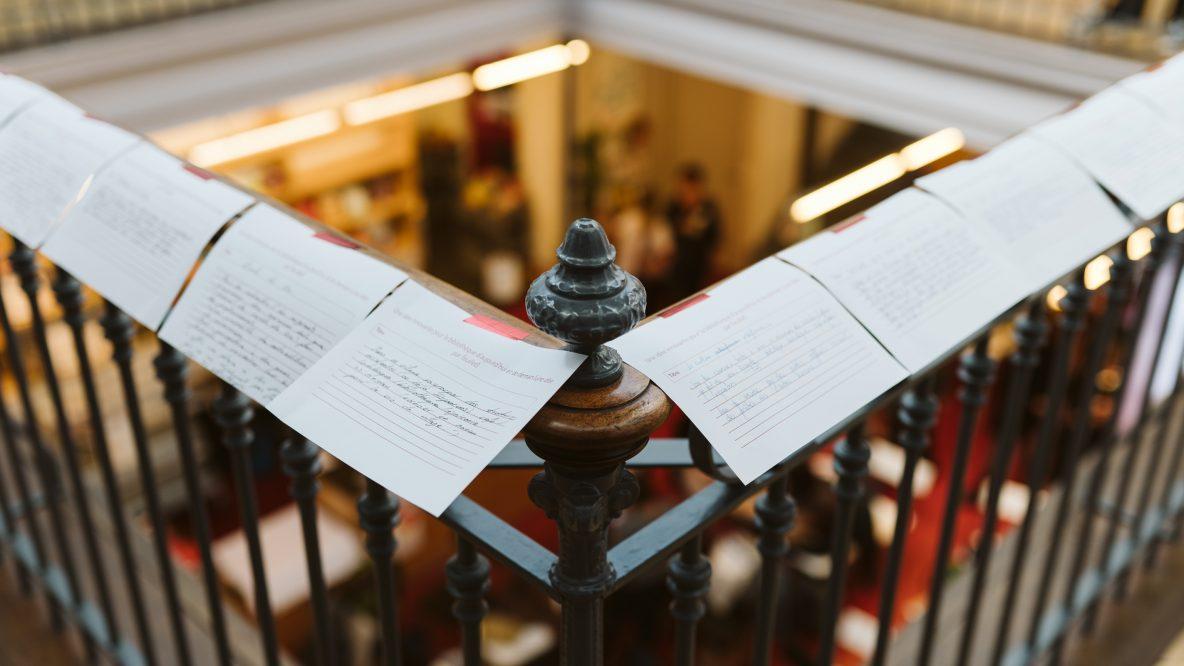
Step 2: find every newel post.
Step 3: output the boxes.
[523,219,670,665]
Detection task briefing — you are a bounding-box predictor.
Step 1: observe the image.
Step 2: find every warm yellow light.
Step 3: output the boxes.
[1084,255,1114,290]
[567,39,591,66]
[1169,202,1184,233]
[789,127,964,224]
[1128,227,1156,260]
[473,44,582,91]
[790,155,906,223]
[1047,285,1068,312]
[899,128,965,170]
[190,110,340,166]
[343,73,474,126]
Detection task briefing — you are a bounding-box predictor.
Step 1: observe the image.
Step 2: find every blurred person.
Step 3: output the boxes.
[666,163,721,296]
[606,187,648,276]
[607,188,677,311]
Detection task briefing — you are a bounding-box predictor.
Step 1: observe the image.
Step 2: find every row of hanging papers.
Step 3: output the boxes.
[0,54,1183,515]
[0,75,584,517]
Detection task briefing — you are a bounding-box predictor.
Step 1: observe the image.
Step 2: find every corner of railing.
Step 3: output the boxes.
[521,217,670,664]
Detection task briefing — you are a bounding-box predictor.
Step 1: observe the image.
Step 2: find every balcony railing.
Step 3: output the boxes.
[858,0,1183,58]
[1,70,1184,666]
[0,0,274,53]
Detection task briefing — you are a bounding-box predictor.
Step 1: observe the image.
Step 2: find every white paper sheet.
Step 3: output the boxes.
[41,144,253,329]
[0,97,140,246]
[778,189,1026,373]
[0,75,49,125]
[1120,55,1184,128]
[916,134,1132,290]
[270,281,584,516]
[1030,87,1184,220]
[159,205,408,404]
[609,258,907,483]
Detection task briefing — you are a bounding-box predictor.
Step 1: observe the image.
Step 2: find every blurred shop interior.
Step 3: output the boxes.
[8,35,1020,666]
[131,40,977,665]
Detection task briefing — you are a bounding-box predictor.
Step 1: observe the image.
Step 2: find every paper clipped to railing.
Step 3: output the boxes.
[916,133,1132,291]
[1030,86,1184,221]
[0,74,50,125]
[41,143,253,329]
[159,204,408,405]
[778,188,1026,373]
[271,281,585,516]
[0,95,140,247]
[610,258,908,484]
[1120,54,1184,128]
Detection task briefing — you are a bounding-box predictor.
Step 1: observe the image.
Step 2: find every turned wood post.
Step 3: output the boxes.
[523,218,670,665]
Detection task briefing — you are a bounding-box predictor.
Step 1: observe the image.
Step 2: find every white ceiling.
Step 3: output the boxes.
[0,0,1146,144]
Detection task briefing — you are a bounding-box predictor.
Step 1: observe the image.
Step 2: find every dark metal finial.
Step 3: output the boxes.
[526,218,646,387]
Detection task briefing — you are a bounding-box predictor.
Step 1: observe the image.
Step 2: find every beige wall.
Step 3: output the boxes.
[514,70,568,273]
[575,49,813,274]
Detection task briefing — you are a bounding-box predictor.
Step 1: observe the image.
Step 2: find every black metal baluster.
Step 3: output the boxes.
[919,337,995,666]
[0,390,17,573]
[1122,227,1179,571]
[523,219,655,665]
[98,304,191,665]
[1169,424,1184,543]
[1143,387,1184,569]
[1043,258,1133,663]
[446,534,490,666]
[1088,227,1173,629]
[819,426,867,666]
[358,478,402,666]
[280,432,335,666]
[8,243,95,658]
[0,260,65,632]
[0,360,38,596]
[1025,275,1095,658]
[666,534,710,666]
[153,342,231,666]
[53,273,155,660]
[212,383,280,666]
[755,471,796,665]
[871,377,939,666]
[1057,252,1145,638]
[991,274,1089,665]
[956,297,1048,666]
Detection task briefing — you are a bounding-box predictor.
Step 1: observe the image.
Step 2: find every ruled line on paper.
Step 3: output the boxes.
[378,322,539,403]
[659,288,814,381]
[269,281,585,516]
[159,204,407,405]
[311,391,461,475]
[610,257,908,484]
[335,354,514,442]
[778,189,1026,372]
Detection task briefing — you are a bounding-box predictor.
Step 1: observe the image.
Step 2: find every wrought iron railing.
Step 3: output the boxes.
[1,88,1184,666]
[0,0,274,53]
[858,0,1184,58]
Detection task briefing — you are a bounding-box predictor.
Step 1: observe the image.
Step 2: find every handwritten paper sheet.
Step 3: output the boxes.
[778,188,1026,373]
[0,75,48,125]
[609,258,907,483]
[159,205,408,404]
[41,144,253,329]
[1030,87,1184,220]
[270,281,584,516]
[917,134,1132,290]
[0,97,140,246]
[1121,55,1184,128]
